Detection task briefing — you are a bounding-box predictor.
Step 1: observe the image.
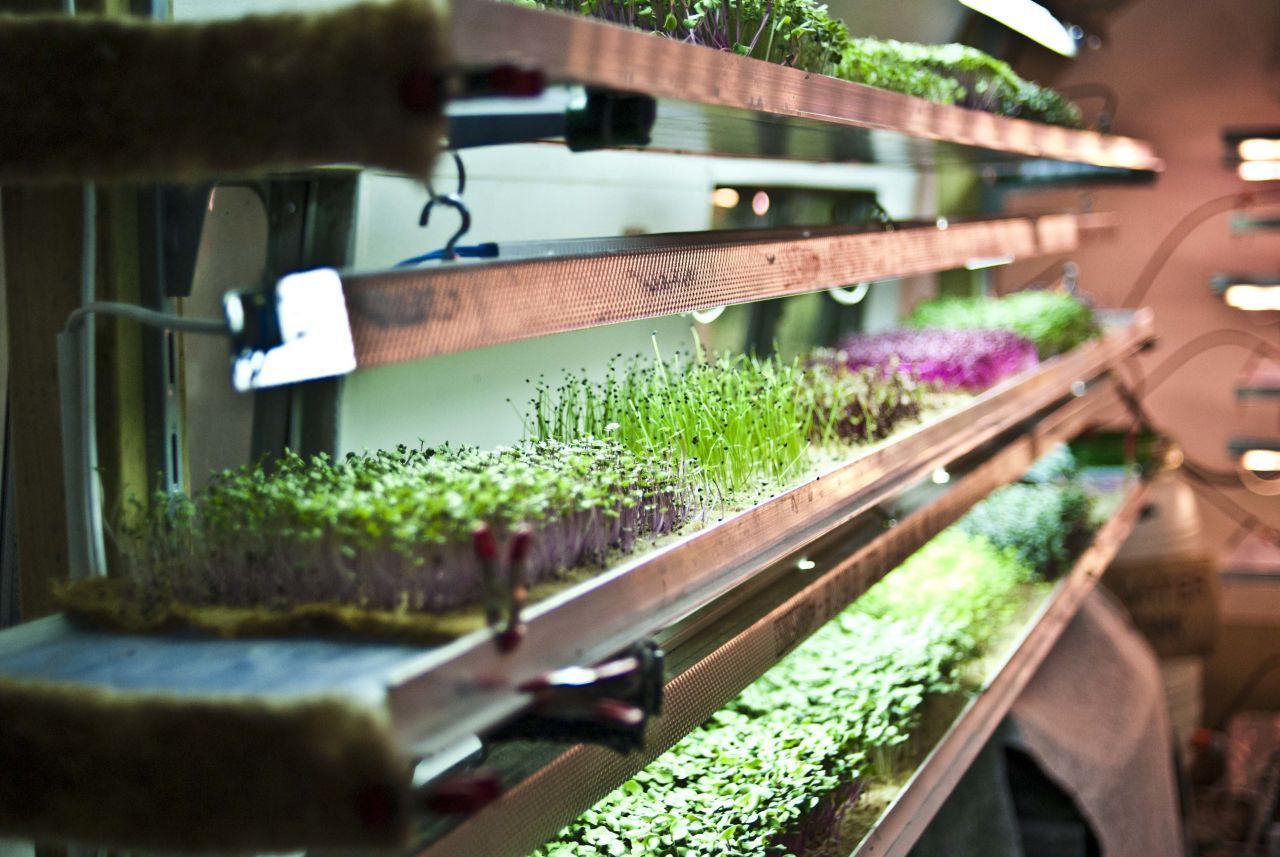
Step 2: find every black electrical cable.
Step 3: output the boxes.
[1122,189,1280,308]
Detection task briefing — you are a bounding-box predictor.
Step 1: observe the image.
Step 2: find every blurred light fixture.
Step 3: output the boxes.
[1212,274,1280,311]
[1239,360,1280,400]
[965,255,1015,270]
[1239,161,1280,182]
[958,0,1079,57]
[751,191,771,217]
[710,187,740,209]
[1230,438,1280,473]
[931,467,951,485]
[1231,211,1280,233]
[1238,138,1280,162]
[796,558,817,571]
[1223,127,1280,181]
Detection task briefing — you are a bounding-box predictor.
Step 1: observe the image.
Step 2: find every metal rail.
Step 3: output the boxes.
[417,383,1141,857]
[852,476,1151,857]
[386,311,1153,762]
[344,213,1080,368]
[449,0,1162,172]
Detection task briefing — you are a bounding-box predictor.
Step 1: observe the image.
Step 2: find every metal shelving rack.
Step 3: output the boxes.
[0,5,1164,853]
[448,0,1163,172]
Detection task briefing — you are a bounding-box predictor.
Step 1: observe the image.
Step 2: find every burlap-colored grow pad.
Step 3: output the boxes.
[0,676,412,851]
[0,0,448,184]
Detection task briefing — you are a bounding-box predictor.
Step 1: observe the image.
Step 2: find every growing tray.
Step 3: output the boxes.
[419,393,1146,857]
[449,0,1163,172]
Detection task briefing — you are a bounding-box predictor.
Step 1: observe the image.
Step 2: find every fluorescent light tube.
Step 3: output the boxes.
[1224,284,1280,312]
[959,0,1079,57]
[1242,449,1280,473]
[1240,160,1280,181]
[1239,138,1280,161]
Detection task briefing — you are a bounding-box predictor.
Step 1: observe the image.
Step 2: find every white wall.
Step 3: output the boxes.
[336,146,925,454]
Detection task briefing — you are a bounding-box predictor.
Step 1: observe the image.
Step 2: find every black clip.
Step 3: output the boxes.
[488,641,665,754]
[565,89,657,153]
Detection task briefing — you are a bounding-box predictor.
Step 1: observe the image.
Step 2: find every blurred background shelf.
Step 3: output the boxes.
[851,472,1149,857]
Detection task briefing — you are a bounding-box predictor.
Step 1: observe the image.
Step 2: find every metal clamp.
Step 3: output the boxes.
[487,641,665,754]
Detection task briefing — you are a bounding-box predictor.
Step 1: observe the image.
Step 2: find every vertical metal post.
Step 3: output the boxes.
[250,172,360,465]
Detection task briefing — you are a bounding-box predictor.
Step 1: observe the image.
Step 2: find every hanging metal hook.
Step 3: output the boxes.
[419,150,471,261]
[827,200,896,305]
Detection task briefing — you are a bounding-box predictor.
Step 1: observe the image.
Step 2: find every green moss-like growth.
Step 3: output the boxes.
[519,0,1081,127]
[906,290,1101,358]
[958,481,1094,580]
[97,439,697,620]
[536,452,1100,856]
[535,529,1038,857]
[526,0,848,74]
[837,38,1082,127]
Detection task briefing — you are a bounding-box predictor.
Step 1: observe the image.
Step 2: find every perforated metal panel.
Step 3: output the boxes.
[345,214,1079,368]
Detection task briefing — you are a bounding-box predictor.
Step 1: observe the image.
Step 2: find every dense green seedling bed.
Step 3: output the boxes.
[116,440,697,614]
[518,0,1081,127]
[958,452,1094,579]
[535,455,1095,857]
[99,351,925,622]
[837,38,1081,127]
[906,291,1101,358]
[524,350,925,501]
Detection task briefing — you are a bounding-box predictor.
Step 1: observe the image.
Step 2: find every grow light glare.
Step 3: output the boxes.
[964,255,1015,270]
[691,305,726,324]
[711,187,740,209]
[752,191,771,217]
[827,282,870,306]
[931,467,951,485]
[1224,284,1280,312]
[1239,138,1280,161]
[796,558,817,571]
[1242,449,1280,473]
[958,0,1079,57]
[1239,160,1280,182]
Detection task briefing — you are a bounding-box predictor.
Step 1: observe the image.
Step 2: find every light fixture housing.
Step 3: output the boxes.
[1229,438,1280,474]
[1239,360,1280,401]
[958,0,1079,57]
[1223,127,1280,181]
[1212,274,1280,312]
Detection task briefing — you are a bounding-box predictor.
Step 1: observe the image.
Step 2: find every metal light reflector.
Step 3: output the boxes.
[1223,128,1280,180]
[959,0,1079,57]
[1213,274,1280,311]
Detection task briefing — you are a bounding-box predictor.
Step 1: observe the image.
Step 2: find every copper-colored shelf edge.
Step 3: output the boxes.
[345,213,1084,369]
